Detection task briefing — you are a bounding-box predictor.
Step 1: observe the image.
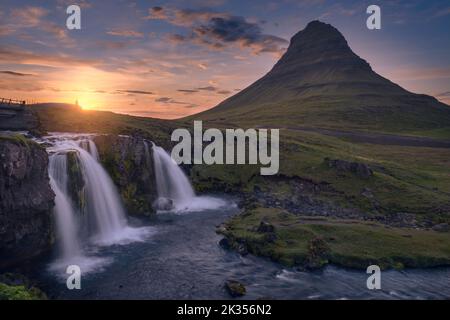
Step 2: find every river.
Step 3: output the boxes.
[31,201,450,300]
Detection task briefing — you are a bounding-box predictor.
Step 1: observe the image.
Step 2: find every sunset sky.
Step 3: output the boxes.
[0,0,449,119]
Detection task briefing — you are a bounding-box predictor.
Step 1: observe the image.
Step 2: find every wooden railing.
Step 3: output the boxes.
[0,97,26,107]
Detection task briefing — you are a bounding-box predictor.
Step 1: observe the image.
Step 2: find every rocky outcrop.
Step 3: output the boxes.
[0,135,54,269]
[94,135,157,216]
[324,158,373,179]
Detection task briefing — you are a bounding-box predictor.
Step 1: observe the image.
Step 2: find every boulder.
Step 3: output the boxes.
[153,197,174,211]
[432,223,449,232]
[225,280,246,297]
[94,135,157,215]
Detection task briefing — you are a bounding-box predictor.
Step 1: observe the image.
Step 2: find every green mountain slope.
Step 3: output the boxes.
[190,21,450,136]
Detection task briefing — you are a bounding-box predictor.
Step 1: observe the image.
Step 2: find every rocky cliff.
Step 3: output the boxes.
[94,135,157,216]
[0,135,55,269]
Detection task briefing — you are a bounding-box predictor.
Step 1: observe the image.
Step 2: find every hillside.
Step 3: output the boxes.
[190,21,450,137]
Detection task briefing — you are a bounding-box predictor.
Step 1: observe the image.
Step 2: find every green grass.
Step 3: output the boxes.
[0,133,37,150]
[191,128,450,220]
[33,105,178,147]
[0,283,45,300]
[222,207,450,269]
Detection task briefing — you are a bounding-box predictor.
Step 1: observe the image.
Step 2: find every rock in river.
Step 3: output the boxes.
[225,280,246,297]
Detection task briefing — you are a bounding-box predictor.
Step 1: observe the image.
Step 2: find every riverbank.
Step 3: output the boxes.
[218,207,450,270]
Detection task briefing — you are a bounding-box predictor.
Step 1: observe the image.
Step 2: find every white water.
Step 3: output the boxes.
[48,154,81,260]
[148,141,227,212]
[45,135,152,275]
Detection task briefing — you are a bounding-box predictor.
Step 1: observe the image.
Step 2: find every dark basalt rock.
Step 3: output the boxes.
[0,136,55,268]
[218,238,230,249]
[257,221,275,233]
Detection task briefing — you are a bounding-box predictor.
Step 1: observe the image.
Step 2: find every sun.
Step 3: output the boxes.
[75,94,102,110]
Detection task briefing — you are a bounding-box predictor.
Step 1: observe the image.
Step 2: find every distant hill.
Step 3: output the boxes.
[190,21,450,135]
[30,103,81,111]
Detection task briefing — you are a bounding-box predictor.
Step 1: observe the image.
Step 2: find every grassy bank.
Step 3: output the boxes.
[220,207,450,270]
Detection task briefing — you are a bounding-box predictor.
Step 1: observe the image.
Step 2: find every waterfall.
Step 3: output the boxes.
[147,141,227,212]
[48,154,82,260]
[147,142,195,210]
[48,136,148,250]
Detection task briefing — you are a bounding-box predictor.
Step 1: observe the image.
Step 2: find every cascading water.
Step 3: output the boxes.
[45,134,152,275]
[149,142,195,209]
[48,153,81,260]
[146,141,227,212]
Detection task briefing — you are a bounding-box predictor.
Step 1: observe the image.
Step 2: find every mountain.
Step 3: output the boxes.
[191,21,450,135]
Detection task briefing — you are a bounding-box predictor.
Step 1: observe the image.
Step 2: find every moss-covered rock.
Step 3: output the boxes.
[225,280,246,297]
[94,135,157,216]
[0,273,47,300]
[66,150,86,213]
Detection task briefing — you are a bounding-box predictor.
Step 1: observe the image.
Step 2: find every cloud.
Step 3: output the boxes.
[148,7,287,55]
[11,6,48,27]
[434,7,450,17]
[155,97,171,103]
[0,70,34,77]
[56,0,92,9]
[0,25,15,36]
[180,85,232,95]
[106,29,144,38]
[193,15,288,54]
[146,6,168,20]
[155,96,195,106]
[390,67,450,81]
[117,90,154,95]
[6,6,72,44]
[96,40,131,50]
[177,89,199,94]
[436,91,450,97]
[197,86,217,91]
[0,46,100,68]
[167,34,186,43]
[146,7,227,26]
